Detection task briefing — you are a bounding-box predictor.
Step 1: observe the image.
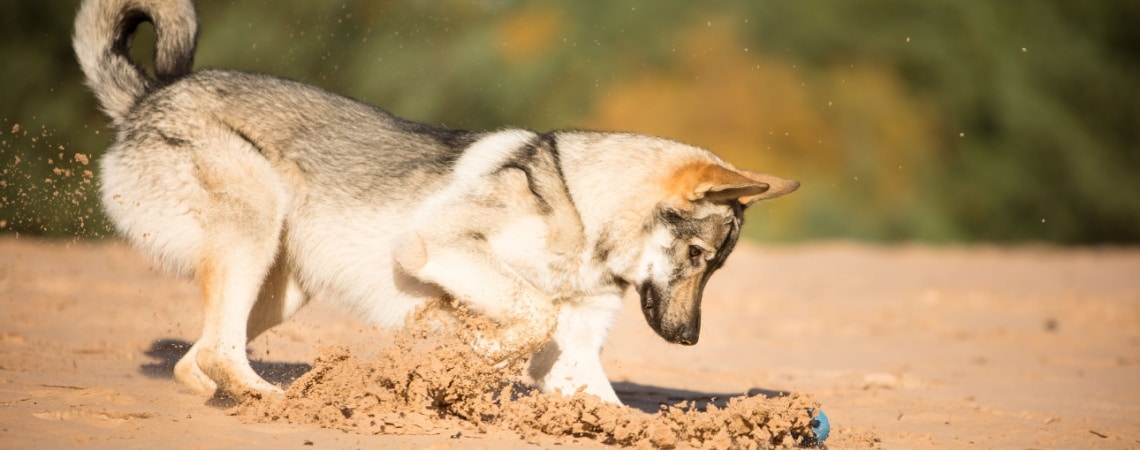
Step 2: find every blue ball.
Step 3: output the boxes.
[810,409,831,442]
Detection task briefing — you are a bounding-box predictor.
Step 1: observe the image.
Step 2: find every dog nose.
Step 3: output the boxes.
[675,326,699,346]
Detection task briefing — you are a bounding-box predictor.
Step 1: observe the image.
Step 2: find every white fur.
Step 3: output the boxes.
[528,295,623,403]
[636,226,678,288]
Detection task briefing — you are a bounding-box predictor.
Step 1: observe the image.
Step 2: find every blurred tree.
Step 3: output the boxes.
[1,0,1136,243]
[731,0,1140,242]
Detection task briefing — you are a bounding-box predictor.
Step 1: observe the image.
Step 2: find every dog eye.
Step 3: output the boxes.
[688,245,703,266]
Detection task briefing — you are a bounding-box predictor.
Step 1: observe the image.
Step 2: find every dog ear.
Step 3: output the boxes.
[735,169,800,206]
[671,163,799,207]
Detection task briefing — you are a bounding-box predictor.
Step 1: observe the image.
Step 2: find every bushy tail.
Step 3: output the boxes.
[73,0,198,125]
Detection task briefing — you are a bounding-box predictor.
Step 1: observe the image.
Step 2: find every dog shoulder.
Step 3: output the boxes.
[415,130,588,294]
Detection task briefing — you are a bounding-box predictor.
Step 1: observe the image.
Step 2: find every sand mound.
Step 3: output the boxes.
[232,324,824,449]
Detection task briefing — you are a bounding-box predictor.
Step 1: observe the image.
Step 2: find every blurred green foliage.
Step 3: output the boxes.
[1,0,1137,243]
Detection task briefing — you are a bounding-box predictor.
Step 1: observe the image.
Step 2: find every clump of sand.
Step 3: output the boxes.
[233,323,823,449]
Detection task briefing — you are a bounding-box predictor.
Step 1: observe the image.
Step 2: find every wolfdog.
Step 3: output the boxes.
[74,0,798,403]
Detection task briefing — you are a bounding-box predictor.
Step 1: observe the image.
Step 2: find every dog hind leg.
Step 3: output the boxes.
[246,240,308,342]
[191,243,284,398]
[167,134,290,399]
[174,253,304,397]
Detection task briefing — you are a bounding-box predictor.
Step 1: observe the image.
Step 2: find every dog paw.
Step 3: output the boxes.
[392,232,428,272]
[174,353,219,395]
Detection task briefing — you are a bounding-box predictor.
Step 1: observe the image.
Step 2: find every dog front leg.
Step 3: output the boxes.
[527,294,623,404]
[394,230,557,363]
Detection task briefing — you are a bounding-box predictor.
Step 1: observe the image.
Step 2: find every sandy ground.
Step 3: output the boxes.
[1,236,1138,449]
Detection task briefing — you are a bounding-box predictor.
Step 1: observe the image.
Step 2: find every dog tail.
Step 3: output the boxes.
[73,0,197,125]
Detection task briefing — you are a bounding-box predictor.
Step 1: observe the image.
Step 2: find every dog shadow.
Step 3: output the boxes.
[613,381,790,414]
[139,338,312,406]
[141,339,787,412]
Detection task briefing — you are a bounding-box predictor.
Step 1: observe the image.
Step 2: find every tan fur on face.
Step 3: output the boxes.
[660,272,701,330]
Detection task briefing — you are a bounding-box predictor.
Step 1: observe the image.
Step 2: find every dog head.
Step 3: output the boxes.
[631,162,799,345]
